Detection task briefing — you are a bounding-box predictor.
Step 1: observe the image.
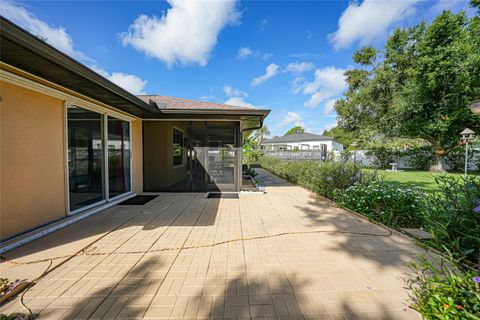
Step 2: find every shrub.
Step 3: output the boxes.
[366,146,404,169]
[423,176,480,263]
[406,255,480,320]
[258,158,375,200]
[242,165,257,177]
[335,180,426,228]
[405,146,434,170]
[445,146,479,172]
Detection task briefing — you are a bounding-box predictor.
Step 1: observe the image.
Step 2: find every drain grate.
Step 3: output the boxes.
[207,193,239,199]
[117,195,158,205]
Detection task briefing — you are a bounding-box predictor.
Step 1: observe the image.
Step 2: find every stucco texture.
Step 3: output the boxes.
[143,121,188,191]
[0,81,67,240]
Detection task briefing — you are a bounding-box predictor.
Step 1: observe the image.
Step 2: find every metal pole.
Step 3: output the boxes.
[464,140,469,178]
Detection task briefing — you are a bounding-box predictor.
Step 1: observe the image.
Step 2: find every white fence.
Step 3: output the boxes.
[263,149,479,171]
[263,150,326,160]
[351,149,479,171]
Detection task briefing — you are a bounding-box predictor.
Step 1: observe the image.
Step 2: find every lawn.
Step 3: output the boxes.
[369,170,468,193]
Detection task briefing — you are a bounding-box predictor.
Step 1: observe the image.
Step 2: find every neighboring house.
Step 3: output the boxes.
[261,132,344,154]
[0,18,269,244]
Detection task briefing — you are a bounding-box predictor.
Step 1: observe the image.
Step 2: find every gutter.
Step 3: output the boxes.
[241,117,265,137]
[154,108,271,116]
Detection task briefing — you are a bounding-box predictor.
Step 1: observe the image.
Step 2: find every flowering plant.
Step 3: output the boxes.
[335,180,426,228]
[406,254,480,319]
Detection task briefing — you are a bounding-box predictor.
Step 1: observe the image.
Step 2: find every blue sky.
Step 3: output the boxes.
[0,0,474,137]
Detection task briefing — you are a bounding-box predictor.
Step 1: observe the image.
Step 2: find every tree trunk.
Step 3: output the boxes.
[429,153,446,172]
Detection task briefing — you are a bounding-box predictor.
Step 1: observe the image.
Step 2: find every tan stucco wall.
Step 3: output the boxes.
[131,119,143,193]
[143,121,188,191]
[0,81,67,240]
[0,80,145,240]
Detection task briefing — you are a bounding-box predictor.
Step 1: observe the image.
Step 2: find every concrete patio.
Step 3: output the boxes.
[0,169,424,319]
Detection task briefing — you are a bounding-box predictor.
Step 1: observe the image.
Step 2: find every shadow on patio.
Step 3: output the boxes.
[293,191,427,270]
[1,193,220,267]
[51,255,413,319]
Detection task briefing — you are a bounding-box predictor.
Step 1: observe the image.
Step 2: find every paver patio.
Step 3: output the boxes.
[1,169,424,319]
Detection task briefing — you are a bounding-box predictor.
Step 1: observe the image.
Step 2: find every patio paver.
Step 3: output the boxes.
[1,169,424,319]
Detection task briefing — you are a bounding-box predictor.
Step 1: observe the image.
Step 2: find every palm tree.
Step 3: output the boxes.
[254,126,270,148]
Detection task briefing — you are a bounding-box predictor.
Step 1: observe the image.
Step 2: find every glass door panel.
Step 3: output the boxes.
[67,106,104,211]
[188,122,207,192]
[108,116,131,198]
[207,125,236,192]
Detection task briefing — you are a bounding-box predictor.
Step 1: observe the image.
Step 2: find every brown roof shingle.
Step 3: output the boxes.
[137,95,256,111]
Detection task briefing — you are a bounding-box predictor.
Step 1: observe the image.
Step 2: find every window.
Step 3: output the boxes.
[173,128,183,166]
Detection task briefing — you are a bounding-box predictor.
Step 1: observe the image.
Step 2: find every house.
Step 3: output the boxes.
[0,18,269,246]
[261,132,344,155]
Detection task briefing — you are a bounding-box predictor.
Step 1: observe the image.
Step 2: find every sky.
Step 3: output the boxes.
[0,0,474,137]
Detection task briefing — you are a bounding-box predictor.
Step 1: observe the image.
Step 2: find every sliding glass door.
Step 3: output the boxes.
[108,116,131,198]
[67,106,105,211]
[67,105,131,213]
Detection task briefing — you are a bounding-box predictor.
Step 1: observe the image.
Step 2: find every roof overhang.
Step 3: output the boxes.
[0,17,157,117]
[144,108,270,139]
[263,138,334,144]
[0,16,270,133]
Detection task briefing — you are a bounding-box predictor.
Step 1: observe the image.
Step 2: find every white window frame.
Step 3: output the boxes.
[65,102,133,216]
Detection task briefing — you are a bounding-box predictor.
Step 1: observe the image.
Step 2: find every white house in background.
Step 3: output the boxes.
[261,132,344,153]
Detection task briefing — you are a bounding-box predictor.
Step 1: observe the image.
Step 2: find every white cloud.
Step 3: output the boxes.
[291,77,307,94]
[323,98,338,115]
[90,66,147,95]
[329,0,419,49]
[223,85,247,98]
[237,47,253,59]
[237,47,272,60]
[277,112,305,128]
[428,0,470,16]
[289,52,323,59]
[224,96,255,108]
[285,62,315,74]
[0,0,90,61]
[251,63,279,86]
[0,1,147,95]
[261,52,273,60]
[222,84,255,108]
[121,0,240,67]
[321,119,338,133]
[302,66,346,108]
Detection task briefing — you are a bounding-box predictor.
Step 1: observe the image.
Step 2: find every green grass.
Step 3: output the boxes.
[366,169,467,193]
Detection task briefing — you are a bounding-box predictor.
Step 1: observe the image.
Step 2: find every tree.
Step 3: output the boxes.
[254,126,270,148]
[336,9,480,171]
[285,126,305,135]
[322,126,355,147]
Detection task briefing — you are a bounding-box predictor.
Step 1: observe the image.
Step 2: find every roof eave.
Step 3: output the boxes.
[0,17,158,116]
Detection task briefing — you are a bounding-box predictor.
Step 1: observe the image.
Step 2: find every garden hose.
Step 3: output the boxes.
[19,259,52,320]
[1,228,392,266]
[1,228,394,319]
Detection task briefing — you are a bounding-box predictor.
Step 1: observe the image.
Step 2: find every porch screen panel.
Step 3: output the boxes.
[108,116,131,198]
[68,106,104,211]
